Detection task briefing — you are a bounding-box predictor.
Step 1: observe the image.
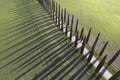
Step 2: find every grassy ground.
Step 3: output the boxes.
[0,0,100,80]
[54,0,120,49]
[54,0,120,69]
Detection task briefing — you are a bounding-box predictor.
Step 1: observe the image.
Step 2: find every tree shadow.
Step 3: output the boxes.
[13,34,67,71]
[32,47,78,80]
[0,14,51,43]
[0,0,101,80]
[95,67,107,80]
[14,38,71,80]
[0,24,57,61]
[0,11,49,39]
[0,29,62,70]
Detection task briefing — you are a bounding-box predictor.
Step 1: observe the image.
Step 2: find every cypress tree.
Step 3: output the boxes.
[87,33,100,62]
[49,0,52,17]
[95,55,107,73]
[70,15,74,41]
[70,24,73,41]
[61,8,63,30]
[75,31,79,47]
[50,0,52,9]
[80,28,84,40]
[48,0,50,9]
[92,32,100,50]
[53,1,55,12]
[99,41,109,57]
[87,50,94,62]
[109,70,120,80]
[71,15,74,28]
[67,14,70,25]
[66,14,69,35]
[64,8,66,23]
[86,28,91,43]
[52,0,55,20]
[80,36,86,54]
[53,1,55,20]
[58,4,60,27]
[55,2,58,23]
[108,50,120,66]
[75,19,79,33]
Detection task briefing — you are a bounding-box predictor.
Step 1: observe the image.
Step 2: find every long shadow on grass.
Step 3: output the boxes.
[0,9,47,32]
[0,28,61,70]
[76,63,93,80]
[12,32,64,68]
[0,0,49,38]
[0,13,50,42]
[14,42,68,72]
[5,3,41,14]
[32,49,88,80]
[0,0,91,80]
[0,24,58,62]
[94,67,107,80]
[1,26,57,60]
[49,52,87,80]
[58,55,86,80]
[0,14,49,39]
[4,18,54,45]
[34,48,77,80]
[0,24,54,55]
[0,3,45,29]
[76,58,98,80]
[15,42,74,80]
[50,57,79,79]
[75,53,98,80]
[61,50,94,80]
[12,5,42,14]
[14,37,69,72]
[14,35,69,79]
[0,18,55,54]
[15,39,69,74]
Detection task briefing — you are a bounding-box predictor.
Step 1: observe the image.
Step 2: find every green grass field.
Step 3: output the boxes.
[54,0,120,70]
[54,0,120,49]
[0,0,99,80]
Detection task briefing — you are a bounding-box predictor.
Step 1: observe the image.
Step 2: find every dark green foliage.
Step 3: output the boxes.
[87,50,94,62]
[75,31,79,47]
[95,55,107,73]
[108,50,120,66]
[80,28,84,40]
[70,15,74,41]
[99,41,109,57]
[71,15,74,27]
[109,70,120,80]
[92,32,100,50]
[52,0,55,11]
[80,36,86,54]
[75,19,79,33]
[55,2,58,23]
[53,1,55,20]
[66,25,68,36]
[66,14,69,35]
[70,24,73,41]
[64,8,66,23]
[61,8,63,30]
[52,0,55,20]
[58,4,60,27]
[86,28,91,43]
[67,14,70,25]
[48,0,52,17]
